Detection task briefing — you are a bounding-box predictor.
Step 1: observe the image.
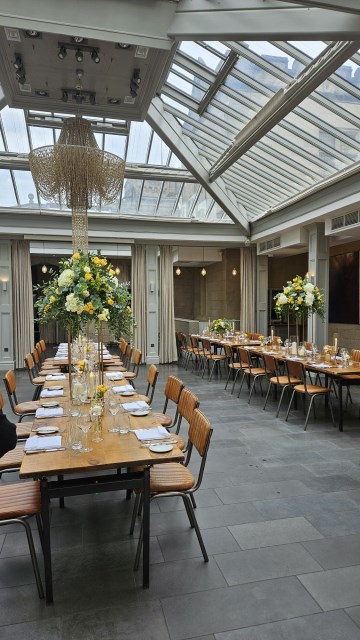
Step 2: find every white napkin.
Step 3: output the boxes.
[25,435,63,452]
[45,374,66,380]
[112,385,134,393]
[133,427,169,441]
[35,407,64,419]
[102,354,112,360]
[54,356,67,360]
[105,372,124,380]
[122,401,149,411]
[40,389,64,398]
[312,362,332,368]
[287,357,302,361]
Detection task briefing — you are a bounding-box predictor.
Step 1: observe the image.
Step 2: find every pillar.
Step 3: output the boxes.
[256,255,268,336]
[307,222,329,347]
[146,245,159,364]
[0,240,15,369]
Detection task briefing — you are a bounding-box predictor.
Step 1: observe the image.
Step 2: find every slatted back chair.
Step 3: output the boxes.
[24,353,44,400]
[144,364,159,405]
[34,343,59,371]
[31,348,60,377]
[175,387,199,435]
[237,347,267,403]
[285,359,335,430]
[124,349,142,386]
[0,481,44,598]
[3,370,39,422]
[131,408,213,569]
[201,337,226,381]
[0,391,32,440]
[262,353,300,417]
[39,339,46,353]
[123,343,133,369]
[351,349,360,362]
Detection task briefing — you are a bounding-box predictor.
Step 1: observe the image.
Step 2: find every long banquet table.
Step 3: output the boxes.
[20,374,184,603]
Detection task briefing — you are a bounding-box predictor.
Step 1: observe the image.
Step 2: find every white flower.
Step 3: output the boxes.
[305,293,314,306]
[58,269,75,288]
[84,266,91,273]
[65,293,83,313]
[98,308,110,322]
[303,282,314,293]
[278,293,288,305]
[91,404,102,417]
[83,290,89,297]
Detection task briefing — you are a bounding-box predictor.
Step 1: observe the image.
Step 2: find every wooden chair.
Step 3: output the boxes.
[143,364,159,405]
[0,391,32,440]
[175,388,199,437]
[3,370,39,422]
[0,444,25,478]
[24,353,44,400]
[285,359,335,430]
[201,338,226,381]
[262,353,300,416]
[152,375,184,428]
[224,344,246,393]
[237,347,267,403]
[124,349,142,386]
[31,347,61,377]
[0,481,44,598]
[130,408,213,569]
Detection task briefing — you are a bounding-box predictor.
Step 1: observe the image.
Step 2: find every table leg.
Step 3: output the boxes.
[338,379,343,432]
[142,466,150,588]
[40,478,53,604]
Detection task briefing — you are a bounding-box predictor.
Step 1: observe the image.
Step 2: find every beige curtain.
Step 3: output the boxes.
[12,240,34,368]
[239,246,257,332]
[159,245,177,363]
[131,245,146,355]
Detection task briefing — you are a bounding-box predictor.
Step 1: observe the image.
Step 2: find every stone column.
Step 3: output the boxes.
[307,222,329,347]
[256,255,268,336]
[146,245,159,364]
[0,240,15,369]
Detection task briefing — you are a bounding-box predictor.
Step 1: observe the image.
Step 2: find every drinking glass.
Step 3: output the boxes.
[68,409,82,451]
[108,399,120,432]
[78,413,93,452]
[119,412,130,435]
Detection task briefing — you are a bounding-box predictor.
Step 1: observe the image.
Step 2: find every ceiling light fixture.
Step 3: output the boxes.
[200,247,207,276]
[115,266,120,276]
[232,268,237,276]
[175,267,181,276]
[108,98,120,105]
[58,45,67,60]
[90,48,100,64]
[41,264,48,274]
[36,90,48,97]
[73,36,84,44]
[13,55,22,70]
[15,68,26,85]
[75,49,83,63]
[130,69,141,98]
[118,42,131,49]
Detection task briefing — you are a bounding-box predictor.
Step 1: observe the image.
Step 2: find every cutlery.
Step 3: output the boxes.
[26,447,66,454]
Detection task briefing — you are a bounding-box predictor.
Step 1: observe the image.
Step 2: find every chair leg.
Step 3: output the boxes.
[130,493,141,535]
[182,495,195,528]
[133,519,143,570]
[183,494,208,562]
[224,369,232,390]
[263,381,272,410]
[304,395,316,430]
[21,518,44,599]
[285,390,296,422]
[231,369,241,394]
[276,385,288,417]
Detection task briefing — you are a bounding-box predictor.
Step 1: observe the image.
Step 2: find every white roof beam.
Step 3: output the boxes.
[169,0,360,40]
[275,0,360,16]
[209,40,360,182]
[146,96,250,234]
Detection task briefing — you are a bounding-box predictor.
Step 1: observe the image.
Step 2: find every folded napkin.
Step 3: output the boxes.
[102,354,112,360]
[45,374,66,380]
[312,362,332,368]
[133,427,169,441]
[54,356,67,360]
[287,357,302,361]
[35,407,64,419]
[25,435,63,452]
[40,389,64,398]
[105,372,124,380]
[112,385,135,393]
[122,401,149,411]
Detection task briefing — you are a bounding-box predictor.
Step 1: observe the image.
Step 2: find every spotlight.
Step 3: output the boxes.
[16,68,26,84]
[108,97,120,104]
[89,93,96,105]
[75,49,83,63]
[25,30,41,38]
[62,90,68,102]
[118,42,131,49]
[90,48,100,63]
[72,36,84,44]
[232,268,237,276]
[130,69,141,98]
[13,56,22,70]
[35,89,48,97]
[58,45,67,60]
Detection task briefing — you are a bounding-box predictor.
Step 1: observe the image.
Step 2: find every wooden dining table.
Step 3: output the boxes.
[20,374,184,603]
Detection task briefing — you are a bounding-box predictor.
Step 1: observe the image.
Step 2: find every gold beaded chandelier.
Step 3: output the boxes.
[29,116,125,253]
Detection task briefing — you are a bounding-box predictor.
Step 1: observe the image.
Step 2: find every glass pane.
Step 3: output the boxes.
[157,181,182,216]
[126,121,151,163]
[120,179,142,214]
[179,42,223,71]
[1,106,30,152]
[104,134,127,158]
[138,181,162,215]
[13,170,39,206]
[29,126,54,149]
[0,169,17,206]
[148,133,170,165]
[173,183,200,218]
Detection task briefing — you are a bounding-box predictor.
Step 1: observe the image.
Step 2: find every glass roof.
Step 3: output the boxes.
[0,39,360,224]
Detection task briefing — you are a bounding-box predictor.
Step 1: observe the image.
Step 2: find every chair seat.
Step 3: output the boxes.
[32,376,44,385]
[229,363,243,370]
[150,462,194,492]
[208,354,226,361]
[152,412,172,428]
[0,444,24,470]
[294,384,330,394]
[0,480,41,519]
[342,374,360,380]
[15,401,39,414]
[124,372,136,379]
[245,367,266,375]
[270,375,300,386]
[38,369,61,377]
[16,422,33,439]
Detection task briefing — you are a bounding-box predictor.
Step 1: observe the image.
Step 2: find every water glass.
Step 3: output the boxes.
[108,399,120,432]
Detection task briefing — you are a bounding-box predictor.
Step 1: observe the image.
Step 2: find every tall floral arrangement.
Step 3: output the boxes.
[34,250,132,338]
[209,318,233,334]
[274,275,325,320]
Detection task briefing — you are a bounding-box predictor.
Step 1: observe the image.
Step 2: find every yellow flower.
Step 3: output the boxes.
[109,268,115,276]
[49,295,56,303]
[295,285,302,291]
[72,252,81,260]
[85,273,92,281]
[297,298,302,304]
[77,360,85,371]
[92,256,100,265]
[44,303,50,312]
[108,298,114,306]
[288,297,294,304]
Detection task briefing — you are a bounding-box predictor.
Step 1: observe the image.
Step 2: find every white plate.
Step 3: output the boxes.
[130,409,150,416]
[41,401,60,408]
[149,443,173,453]
[49,385,63,391]
[35,426,59,435]
[120,390,136,397]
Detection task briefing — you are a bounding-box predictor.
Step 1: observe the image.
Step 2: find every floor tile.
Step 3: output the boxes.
[229,517,323,549]
[215,480,312,504]
[253,491,360,520]
[302,534,360,569]
[299,565,360,610]
[157,526,240,562]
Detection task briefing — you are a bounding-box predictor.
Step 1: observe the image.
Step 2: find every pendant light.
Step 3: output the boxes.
[41,241,47,273]
[200,247,206,276]
[115,266,120,275]
[232,268,237,276]
[175,267,181,276]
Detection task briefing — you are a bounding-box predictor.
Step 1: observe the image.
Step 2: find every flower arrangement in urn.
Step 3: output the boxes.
[209,318,233,335]
[34,250,132,337]
[274,275,325,320]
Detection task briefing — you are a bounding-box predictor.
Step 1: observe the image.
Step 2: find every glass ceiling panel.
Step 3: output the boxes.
[1,107,30,153]
[0,169,17,206]
[173,183,200,218]
[138,181,163,216]
[120,179,143,215]
[29,126,54,149]
[157,182,182,216]
[126,121,151,163]
[148,133,170,166]
[13,170,39,207]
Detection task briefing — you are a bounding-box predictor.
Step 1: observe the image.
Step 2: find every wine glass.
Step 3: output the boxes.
[108,399,120,432]
[78,413,92,452]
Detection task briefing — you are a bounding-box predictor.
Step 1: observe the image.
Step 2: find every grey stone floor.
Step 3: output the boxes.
[2,352,360,639]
